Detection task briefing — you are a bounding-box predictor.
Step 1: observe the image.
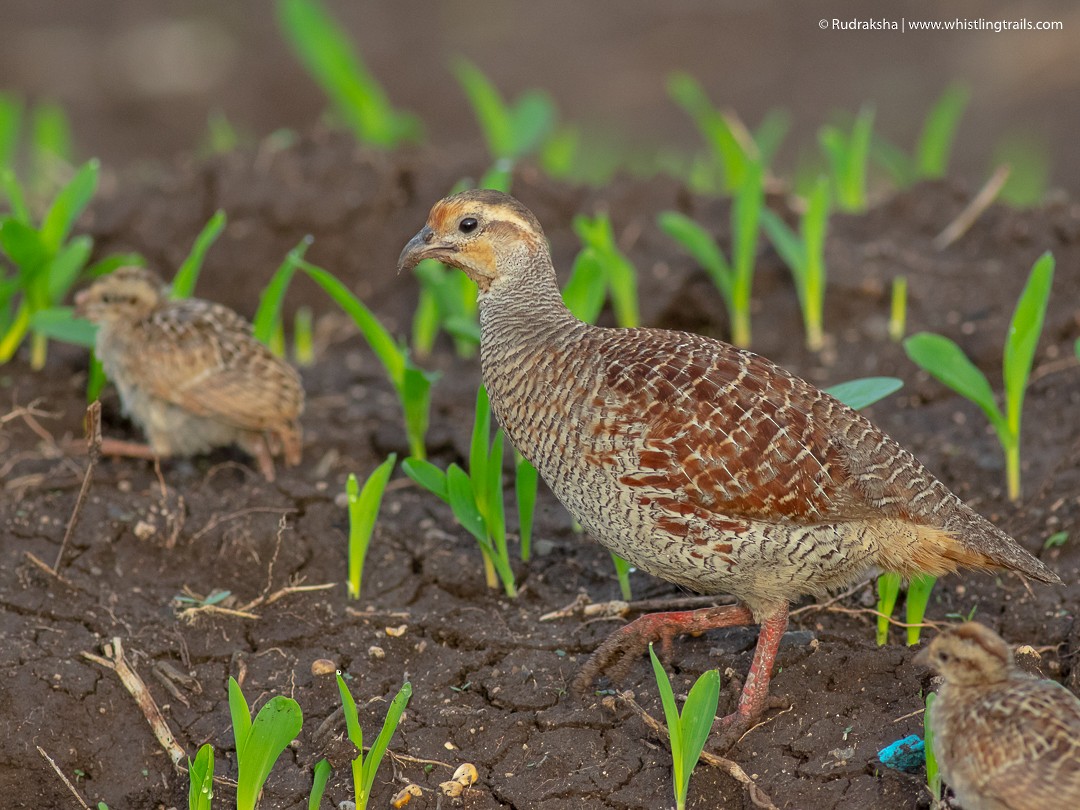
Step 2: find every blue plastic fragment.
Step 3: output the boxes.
[878,734,926,772]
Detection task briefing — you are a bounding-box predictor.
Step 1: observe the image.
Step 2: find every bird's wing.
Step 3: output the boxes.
[135,300,302,433]
[971,682,1080,807]
[582,329,884,525]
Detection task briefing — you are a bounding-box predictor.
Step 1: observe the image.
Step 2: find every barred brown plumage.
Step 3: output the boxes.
[399,189,1060,747]
[916,622,1080,810]
[75,266,304,480]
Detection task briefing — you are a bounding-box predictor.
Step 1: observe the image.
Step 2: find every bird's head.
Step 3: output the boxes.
[914,621,1013,686]
[74,266,166,324]
[398,190,548,294]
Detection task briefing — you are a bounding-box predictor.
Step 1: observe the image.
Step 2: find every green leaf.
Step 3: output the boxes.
[825,377,902,411]
[509,90,556,157]
[335,672,364,804]
[276,0,420,147]
[916,83,969,179]
[562,248,607,324]
[401,362,435,460]
[1002,252,1053,437]
[470,385,492,511]
[649,645,686,809]
[308,759,331,810]
[0,168,31,224]
[447,464,487,545]
[402,457,449,502]
[171,210,226,299]
[298,258,405,387]
[347,453,398,600]
[679,668,721,798]
[515,455,538,562]
[29,307,97,347]
[40,159,99,253]
[925,692,940,800]
[359,682,412,802]
[187,744,215,810]
[487,429,507,553]
[225,689,302,810]
[0,93,23,173]
[903,332,1007,438]
[227,677,252,760]
[46,234,92,302]
[253,236,312,345]
[611,552,633,600]
[454,58,514,159]
[657,211,730,296]
[904,574,936,646]
[760,209,803,279]
[875,572,902,646]
[0,218,47,271]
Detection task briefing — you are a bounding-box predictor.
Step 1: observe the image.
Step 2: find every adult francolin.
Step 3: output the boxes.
[916,622,1080,810]
[398,190,1060,745]
[75,266,304,480]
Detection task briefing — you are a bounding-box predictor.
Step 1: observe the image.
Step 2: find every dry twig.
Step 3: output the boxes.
[36,746,92,809]
[934,165,1010,250]
[54,401,102,571]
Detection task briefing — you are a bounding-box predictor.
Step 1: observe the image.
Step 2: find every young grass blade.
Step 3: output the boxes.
[515,453,538,562]
[889,276,907,342]
[401,457,449,502]
[30,101,73,197]
[276,0,421,147]
[657,211,732,300]
[335,673,365,804]
[28,306,97,347]
[916,84,969,179]
[293,306,314,365]
[228,677,304,810]
[1002,252,1053,447]
[359,682,412,804]
[561,248,607,324]
[0,167,30,224]
[346,454,398,600]
[572,214,639,327]
[188,743,215,810]
[924,692,941,802]
[40,159,98,254]
[904,574,936,646]
[824,377,902,411]
[252,236,313,346]
[611,553,633,600]
[903,333,1007,440]
[0,93,22,173]
[875,572,902,646]
[446,464,489,549]
[308,758,331,810]
[171,210,226,299]
[649,645,720,810]
[454,58,515,160]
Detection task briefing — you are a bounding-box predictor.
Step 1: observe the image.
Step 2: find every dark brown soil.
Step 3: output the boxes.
[2,134,1079,809]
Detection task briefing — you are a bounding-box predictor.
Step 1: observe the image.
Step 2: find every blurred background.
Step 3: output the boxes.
[1,0,1078,194]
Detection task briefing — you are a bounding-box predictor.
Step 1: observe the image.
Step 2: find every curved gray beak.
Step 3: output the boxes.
[398,225,454,273]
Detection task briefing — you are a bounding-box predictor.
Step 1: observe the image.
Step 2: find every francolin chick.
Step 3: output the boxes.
[917,622,1080,810]
[398,190,1060,747]
[75,266,304,480]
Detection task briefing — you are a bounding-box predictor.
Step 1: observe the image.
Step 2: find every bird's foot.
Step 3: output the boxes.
[572,603,755,693]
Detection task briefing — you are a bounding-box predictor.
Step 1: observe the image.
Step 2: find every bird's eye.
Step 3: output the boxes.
[459,217,478,234]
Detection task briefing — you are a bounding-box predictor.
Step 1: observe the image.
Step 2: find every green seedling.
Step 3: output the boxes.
[876,572,902,647]
[514,449,538,563]
[308,759,331,810]
[336,674,412,810]
[889,276,908,342]
[170,210,227,299]
[0,158,98,368]
[904,251,1054,501]
[667,71,788,194]
[0,95,75,208]
[924,692,941,803]
[228,676,304,810]
[346,454,397,600]
[824,376,903,411]
[649,644,720,810]
[1043,531,1068,551]
[276,0,421,147]
[658,161,764,346]
[454,58,556,162]
[252,236,312,351]
[0,93,21,173]
[992,133,1050,207]
[411,256,480,359]
[174,589,232,610]
[761,176,831,350]
[905,574,936,646]
[188,743,215,810]
[611,553,633,601]
[819,106,874,212]
[293,306,314,365]
[572,213,639,327]
[293,257,435,459]
[873,84,969,187]
[402,386,517,596]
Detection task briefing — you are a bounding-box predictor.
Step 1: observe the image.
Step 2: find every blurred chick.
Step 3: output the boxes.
[75,266,304,480]
[916,621,1080,810]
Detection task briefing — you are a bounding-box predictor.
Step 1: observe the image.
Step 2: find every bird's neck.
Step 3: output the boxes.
[477,248,581,351]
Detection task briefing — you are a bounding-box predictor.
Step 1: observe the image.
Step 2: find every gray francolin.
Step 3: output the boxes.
[398,190,1060,746]
[917,622,1080,810]
[75,266,304,480]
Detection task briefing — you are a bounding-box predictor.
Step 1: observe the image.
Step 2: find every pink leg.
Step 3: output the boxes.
[573,603,755,692]
[96,437,159,460]
[715,607,789,747]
